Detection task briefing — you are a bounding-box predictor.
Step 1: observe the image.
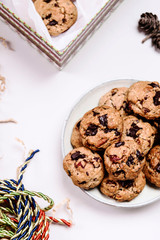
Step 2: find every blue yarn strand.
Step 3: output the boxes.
[17,150,40,186]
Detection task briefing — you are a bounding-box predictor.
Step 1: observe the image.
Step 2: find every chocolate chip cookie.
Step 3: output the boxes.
[144,145,160,187]
[63,147,105,190]
[100,171,146,202]
[122,115,156,155]
[127,81,160,119]
[34,0,77,36]
[98,87,128,116]
[71,119,83,148]
[104,140,145,180]
[79,106,123,151]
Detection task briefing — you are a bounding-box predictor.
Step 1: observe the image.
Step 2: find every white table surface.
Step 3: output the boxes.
[0,0,160,239]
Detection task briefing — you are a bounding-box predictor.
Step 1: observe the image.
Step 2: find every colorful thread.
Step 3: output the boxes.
[0,150,71,239]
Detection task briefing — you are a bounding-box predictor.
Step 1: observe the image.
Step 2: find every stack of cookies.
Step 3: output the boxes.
[63,81,160,202]
[33,0,77,36]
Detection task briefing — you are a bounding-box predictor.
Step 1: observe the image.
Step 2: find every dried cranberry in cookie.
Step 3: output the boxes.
[100,171,146,202]
[79,106,123,151]
[104,140,146,180]
[34,0,77,36]
[122,115,156,155]
[98,87,128,116]
[144,145,160,187]
[127,81,160,119]
[63,147,105,190]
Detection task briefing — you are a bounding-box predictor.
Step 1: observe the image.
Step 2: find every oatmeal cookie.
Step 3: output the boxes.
[144,145,160,187]
[71,119,83,148]
[79,106,123,151]
[127,81,160,119]
[63,147,105,190]
[34,0,77,36]
[104,140,146,180]
[98,87,128,116]
[122,115,156,155]
[100,171,146,202]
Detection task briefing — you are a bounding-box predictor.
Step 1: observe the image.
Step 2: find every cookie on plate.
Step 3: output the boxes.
[79,106,123,151]
[63,147,105,190]
[34,0,77,36]
[98,87,128,116]
[100,171,146,202]
[127,81,160,119]
[144,145,160,187]
[121,115,156,155]
[104,140,145,180]
[71,119,83,148]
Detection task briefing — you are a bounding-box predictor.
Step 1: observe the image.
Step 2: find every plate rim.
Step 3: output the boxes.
[61,78,160,208]
[82,187,160,208]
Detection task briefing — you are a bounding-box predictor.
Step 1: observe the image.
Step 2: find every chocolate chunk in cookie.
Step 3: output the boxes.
[127,81,160,119]
[63,147,104,190]
[122,115,157,155]
[98,87,128,117]
[71,119,83,148]
[79,106,123,151]
[144,145,160,187]
[34,0,77,36]
[100,171,146,202]
[104,140,146,180]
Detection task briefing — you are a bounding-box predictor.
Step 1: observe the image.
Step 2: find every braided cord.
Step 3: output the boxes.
[0,150,71,239]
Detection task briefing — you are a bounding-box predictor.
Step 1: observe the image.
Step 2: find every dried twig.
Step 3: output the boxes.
[0,37,14,50]
[0,119,17,124]
[0,75,6,92]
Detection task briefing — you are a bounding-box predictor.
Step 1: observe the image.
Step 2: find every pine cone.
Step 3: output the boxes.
[152,32,160,49]
[138,12,159,34]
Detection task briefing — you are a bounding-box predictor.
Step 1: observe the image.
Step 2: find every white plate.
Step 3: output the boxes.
[62,79,160,208]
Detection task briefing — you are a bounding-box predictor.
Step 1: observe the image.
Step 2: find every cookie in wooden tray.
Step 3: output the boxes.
[34,0,78,36]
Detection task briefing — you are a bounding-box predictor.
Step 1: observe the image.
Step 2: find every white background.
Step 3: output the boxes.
[0,0,160,239]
